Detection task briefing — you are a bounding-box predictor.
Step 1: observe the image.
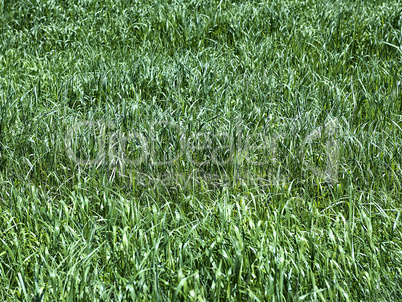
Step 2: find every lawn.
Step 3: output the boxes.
[0,0,401,300]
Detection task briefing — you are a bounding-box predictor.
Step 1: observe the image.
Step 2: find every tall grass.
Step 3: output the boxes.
[0,0,401,300]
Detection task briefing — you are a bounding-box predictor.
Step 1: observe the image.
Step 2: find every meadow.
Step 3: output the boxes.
[0,0,401,300]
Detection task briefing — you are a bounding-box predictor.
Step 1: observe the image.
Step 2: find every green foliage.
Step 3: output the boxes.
[0,0,401,300]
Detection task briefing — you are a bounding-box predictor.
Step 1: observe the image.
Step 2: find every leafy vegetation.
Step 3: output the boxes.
[0,0,401,300]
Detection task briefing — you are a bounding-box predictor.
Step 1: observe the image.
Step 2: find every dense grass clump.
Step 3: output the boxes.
[0,0,401,300]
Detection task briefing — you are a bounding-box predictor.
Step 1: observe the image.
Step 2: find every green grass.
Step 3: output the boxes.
[0,0,401,300]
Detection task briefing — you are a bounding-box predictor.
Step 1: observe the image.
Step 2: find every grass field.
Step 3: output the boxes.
[0,0,401,300]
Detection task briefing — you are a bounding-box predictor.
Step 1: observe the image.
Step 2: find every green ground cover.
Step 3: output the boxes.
[0,0,401,300]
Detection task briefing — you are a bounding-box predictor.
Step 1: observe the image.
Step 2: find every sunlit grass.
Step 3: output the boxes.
[0,0,401,300]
